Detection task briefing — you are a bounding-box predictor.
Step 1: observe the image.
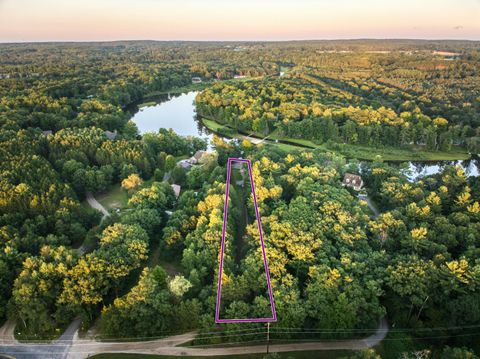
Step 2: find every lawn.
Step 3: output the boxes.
[90,350,353,359]
[142,82,210,99]
[333,143,470,162]
[96,184,129,211]
[137,101,157,108]
[201,118,470,161]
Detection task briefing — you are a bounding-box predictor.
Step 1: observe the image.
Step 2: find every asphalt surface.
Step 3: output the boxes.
[1,318,388,358]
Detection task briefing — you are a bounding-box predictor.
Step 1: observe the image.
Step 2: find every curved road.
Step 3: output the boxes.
[0,318,81,359]
[1,318,388,358]
[85,192,110,220]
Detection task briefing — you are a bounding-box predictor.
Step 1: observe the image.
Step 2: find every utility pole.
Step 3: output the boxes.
[266,322,270,354]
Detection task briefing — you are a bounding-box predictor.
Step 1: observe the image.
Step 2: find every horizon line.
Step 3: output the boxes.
[1,37,480,45]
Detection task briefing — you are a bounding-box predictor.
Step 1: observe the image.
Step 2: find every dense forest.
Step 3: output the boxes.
[0,40,479,358]
[196,51,480,154]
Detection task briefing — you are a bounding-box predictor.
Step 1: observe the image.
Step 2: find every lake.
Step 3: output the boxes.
[131,91,212,141]
[130,92,479,180]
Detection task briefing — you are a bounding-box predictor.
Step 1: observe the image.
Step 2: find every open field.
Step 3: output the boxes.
[200,117,471,161]
[96,184,129,211]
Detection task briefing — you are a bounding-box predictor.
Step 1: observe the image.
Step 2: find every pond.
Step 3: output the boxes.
[130,91,479,180]
[131,91,212,141]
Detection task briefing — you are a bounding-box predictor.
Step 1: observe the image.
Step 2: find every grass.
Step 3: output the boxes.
[96,184,129,211]
[90,350,353,359]
[142,82,210,99]
[373,332,425,359]
[201,117,471,161]
[201,118,231,132]
[14,321,67,342]
[332,143,470,162]
[137,101,157,108]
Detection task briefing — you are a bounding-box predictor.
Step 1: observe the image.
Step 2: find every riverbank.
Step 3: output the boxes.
[199,117,471,162]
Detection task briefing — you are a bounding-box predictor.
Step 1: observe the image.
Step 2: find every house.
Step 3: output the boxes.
[171,184,181,198]
[105,130,117,140]
[190,150,207,164]
[42,130,53,137]
[342,173,364,191]
[191,77,202,84]
[179,159,193,170]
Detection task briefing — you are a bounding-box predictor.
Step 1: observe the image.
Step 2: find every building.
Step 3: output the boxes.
[171,184,181,198]
[342,173,364,191]
[190,150,207,164]
[191,77,202,84]
[42,130,53,137]
[178,159,193,170]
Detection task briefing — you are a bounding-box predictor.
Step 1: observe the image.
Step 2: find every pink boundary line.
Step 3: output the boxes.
[215,158,277,323]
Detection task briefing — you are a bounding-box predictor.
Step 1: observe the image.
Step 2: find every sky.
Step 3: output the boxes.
[0,0,479,42]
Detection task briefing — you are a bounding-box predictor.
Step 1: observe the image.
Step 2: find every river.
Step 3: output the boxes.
[130,91,479,180]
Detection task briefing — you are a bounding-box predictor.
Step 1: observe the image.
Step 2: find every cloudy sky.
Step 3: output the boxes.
[0,0,479,42]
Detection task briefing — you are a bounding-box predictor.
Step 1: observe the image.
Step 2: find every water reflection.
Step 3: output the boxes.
[131,91,211,138]
[405,156,479,180]
[130,91,479,180]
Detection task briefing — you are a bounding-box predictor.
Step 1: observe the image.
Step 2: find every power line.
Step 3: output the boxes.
[4,321,480,343]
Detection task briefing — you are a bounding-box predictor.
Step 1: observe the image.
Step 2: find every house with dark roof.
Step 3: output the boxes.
[342,173,364,191]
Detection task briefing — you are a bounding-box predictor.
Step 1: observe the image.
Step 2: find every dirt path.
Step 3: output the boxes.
[77,192,112,255]
[1,316,388,358]
[86,192,110,220]
[65,318,387,358]
[359,194,379,219]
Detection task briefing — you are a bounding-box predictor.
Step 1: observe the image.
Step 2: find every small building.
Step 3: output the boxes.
[42,130,53,137]
[342,173,364,191]
[190,150,207,164]
[171,184,181,198]
[179,159,193,170]
[191,77,202,84]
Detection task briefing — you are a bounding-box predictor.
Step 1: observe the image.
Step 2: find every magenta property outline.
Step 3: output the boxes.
[215,157,277,323]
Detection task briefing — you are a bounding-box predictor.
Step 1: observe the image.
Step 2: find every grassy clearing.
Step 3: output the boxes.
[333,143,470,161]
[202,117,471,161]
[199,116,241,136]
[137,101,157,108]
[96,184,129,211]
[142,82,210,99]
[90,350,353,359]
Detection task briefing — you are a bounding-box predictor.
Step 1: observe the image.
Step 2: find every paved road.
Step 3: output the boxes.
[0,318,81,359]
[85,192,110,220]
[359,194,379,218]
[68,318,387,357]
[0,318,385,358]
[78,192,112,255]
